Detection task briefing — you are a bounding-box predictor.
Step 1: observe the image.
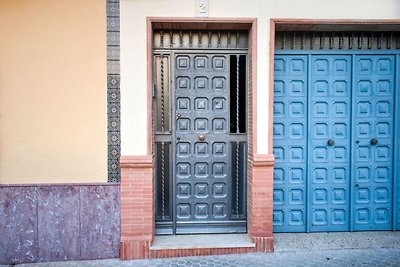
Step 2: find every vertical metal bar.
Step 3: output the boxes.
[227,32,231,48]
[170,31,173,47]
[292,32,296,50]
[160,54,166,218]
[378,33,383,49]
[360,33,364,49]
[369,33,373,50]
[189,31,192,48]
[339,33,344,50]
[329,34,333,50]
[283,32,286,50]
[350,33,354,50]
[301,32,305,50]
[388,32,393,49]
[198,31,202,48]
[236,32,240,49]
[179,31,183,47]
[311,32,315,50]
[217,32,221,48]
[160,31,164,48]
[320,33,325,50]
[161,55,165,132]
[208,31,212,48]
[161,142,166,218]
[235,54,240,215]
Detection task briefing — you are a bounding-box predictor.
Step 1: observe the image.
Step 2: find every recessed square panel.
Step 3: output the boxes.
[357,146,371,161]
[314,102,328,117]
[289,210,304,225]
[195,162,208,178]
[356,167,370,182]
[375,188,389,203]
[313,209,328,225]
[273,123,285,138]
[273,189,284,204]
[195,183,208,198]
[274,102,285,116]
[195,56,207,69]
[177,204,191,219]
[213,203,226,218]
[177,76,190,90]
[212,97,226,112]
[313,147,328,162]
[314,81,328,96]
[332,189,346,204]
[290,59,305,73]
[376,122,390,137]
[177,97,190,111]
[195,77,208,90]
[357,101,372,116]
[334,59,347,72]
[359,59,372,73]
[177,118,190,132]
[274,80,285,96]
[333,81,347,96]
[212,77,226,90]
[195,143,208,156]
[377,80,391,95]
[313,168,327,183]
[176,56,190,69]
[314,59,328,73]
[333,147,347,162]
[274,168,284,183]
[356,188,370,203]
[290,80,304,95]
[332,168,346,182]
[274,59,285,73]
[375,167,389,182]
[375,208,389,224]
[332,209,346,224]
[212,183,226,198]
[289,123,304,138]
[177,162,191,178]
[177,183,191,198]
[333,102,347,117]
[289,102,304,117]
[289,189,304,204]
[177,142,190,156]
[212,56,226,70]
[375,146,389,161]
[314,123,328,138]
[358,80,372,96]
[273,147,285,161]
[213,162,226,177]
[355,208,370,224]
[333,123,347,138]
[194,118,208,132]
[289,147,304,162]
[377,59,391,73]
[195,97,209,111]
[357,122,371,137]
[289,168,303,183]
[314,189,327,204]
[212,118,226,132]
[195,203,209,219]
[212,142,226,156]
[376,101,390,116]
[273,211,284,225]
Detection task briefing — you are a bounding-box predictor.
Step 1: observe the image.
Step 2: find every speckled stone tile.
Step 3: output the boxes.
[0,186,38,264]
[37,186,80,262]
[80,186,120,259]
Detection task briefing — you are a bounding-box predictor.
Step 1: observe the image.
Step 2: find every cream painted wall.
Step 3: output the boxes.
[0,1,107,184]
[120,0,400,156]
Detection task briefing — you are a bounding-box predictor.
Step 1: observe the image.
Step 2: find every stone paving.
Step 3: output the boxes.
[7,248,400,267]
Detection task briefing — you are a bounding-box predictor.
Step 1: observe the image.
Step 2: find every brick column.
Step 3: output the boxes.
[247,153,275,252]
[120,155,154,259]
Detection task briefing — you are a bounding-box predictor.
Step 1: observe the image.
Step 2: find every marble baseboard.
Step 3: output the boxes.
[0,183,120,265]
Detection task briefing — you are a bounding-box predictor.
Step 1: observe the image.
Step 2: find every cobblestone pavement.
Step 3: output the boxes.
[9,248,400,267]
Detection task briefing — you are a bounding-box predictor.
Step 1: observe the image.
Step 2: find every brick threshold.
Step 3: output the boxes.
[150,234,255,250]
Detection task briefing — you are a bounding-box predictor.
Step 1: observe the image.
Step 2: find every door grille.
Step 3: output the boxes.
[275,31,400,50]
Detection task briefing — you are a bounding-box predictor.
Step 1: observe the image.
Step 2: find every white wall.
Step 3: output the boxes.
[120,0,400,156]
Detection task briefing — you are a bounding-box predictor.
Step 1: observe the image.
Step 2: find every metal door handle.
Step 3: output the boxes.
[327,139,335,146]
[370,138,378,145]
[198,134,206,141]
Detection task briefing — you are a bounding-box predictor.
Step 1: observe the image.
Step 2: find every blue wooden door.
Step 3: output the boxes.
[273,52,397,233]
[352,55,395,231]
[309,55,352,231]
[273,55,308,232]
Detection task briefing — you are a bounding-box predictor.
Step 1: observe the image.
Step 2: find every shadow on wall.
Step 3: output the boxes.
[0,184,120,265]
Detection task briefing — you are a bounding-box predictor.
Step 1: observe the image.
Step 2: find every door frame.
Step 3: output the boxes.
[146,18,262,237]
[269,19,400,231]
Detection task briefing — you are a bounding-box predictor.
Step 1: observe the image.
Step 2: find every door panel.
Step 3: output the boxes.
[173,53,246,234]
[273,53,397,233]
[273,55,308,232]
[309,55,351,231]
[352,55,395,230]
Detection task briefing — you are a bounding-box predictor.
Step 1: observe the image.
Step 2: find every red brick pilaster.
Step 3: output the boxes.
[120,155,154,259]
[247,153,275,252]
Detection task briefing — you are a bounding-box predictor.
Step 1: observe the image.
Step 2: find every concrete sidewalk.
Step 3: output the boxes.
[5,232,400,267]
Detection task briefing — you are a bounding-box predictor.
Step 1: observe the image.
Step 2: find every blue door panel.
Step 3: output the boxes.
[309,55,352,232]
[273,55,308,232]
[352,55,395,231]
[273,52,398,233]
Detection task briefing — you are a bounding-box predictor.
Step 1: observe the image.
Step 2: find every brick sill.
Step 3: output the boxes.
[150,234,255,250]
